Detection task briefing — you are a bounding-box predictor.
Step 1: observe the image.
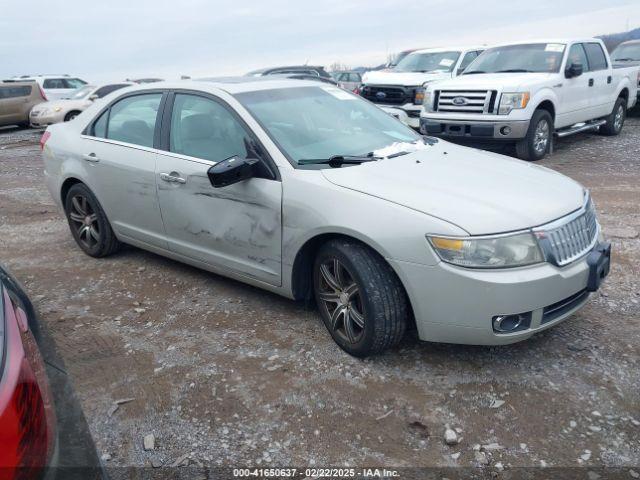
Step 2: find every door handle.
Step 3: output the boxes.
[607,76,612,84]
[82,153,100,163]
[588,78,594,87]
[159,172,186,184]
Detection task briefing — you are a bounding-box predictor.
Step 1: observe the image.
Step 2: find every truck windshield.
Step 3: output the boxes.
[612,43,640,62]
[464,43,566,74]
[235,86,421,167]
[394,51,460,73]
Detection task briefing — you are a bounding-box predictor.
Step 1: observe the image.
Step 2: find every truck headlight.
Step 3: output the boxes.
[427,232,544,268]
[498,92,530,115]
[414,87,425,105]
[422,90,432,109]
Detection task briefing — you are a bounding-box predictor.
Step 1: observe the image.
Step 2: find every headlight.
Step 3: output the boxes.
[498,92,530,115]
[422,89,432,109]
[414,87,425,105]
[54,106,62,112]
[427,232,544,268]
[39,108,50,115]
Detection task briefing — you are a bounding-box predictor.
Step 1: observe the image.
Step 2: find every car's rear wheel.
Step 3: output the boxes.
[64,111,81,122]
[515,109,553,161]
[64,183,120,257]
[600,97,626,136]
[313,239,408,357]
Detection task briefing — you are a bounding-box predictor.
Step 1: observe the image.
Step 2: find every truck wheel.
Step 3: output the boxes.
[313,239,408,357]
[600,97,626,136]
[516,110,553,161]
[64,183,121,258]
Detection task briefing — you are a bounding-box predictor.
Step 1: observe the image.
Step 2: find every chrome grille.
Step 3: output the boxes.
[539,199,599,266]
[436,90,496,113]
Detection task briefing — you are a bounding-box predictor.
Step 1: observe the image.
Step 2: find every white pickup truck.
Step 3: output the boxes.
[420,39,640,160]
[360,46,485,128]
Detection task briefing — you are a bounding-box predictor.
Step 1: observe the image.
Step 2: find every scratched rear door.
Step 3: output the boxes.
[155,92,282,286]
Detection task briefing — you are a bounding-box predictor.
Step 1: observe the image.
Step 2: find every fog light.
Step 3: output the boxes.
[492,314,529,333]
[500,126,512,136]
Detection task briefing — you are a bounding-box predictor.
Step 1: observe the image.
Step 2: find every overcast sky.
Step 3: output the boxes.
[1,0,638,82]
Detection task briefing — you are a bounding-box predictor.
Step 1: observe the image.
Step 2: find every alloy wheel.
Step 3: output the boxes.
[614,104,624,132]
[68,195,100,249]
[533,119,550,154]
[317,258,365,344]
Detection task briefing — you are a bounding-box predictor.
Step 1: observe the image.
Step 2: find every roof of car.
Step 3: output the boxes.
[411,46,486,54]
[122,77,329,96]
[246,65,327,75]
[485,38,603,48]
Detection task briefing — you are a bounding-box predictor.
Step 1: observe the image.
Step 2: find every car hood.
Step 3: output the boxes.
[32,99,90,112]
[363,70,451,87]
[321,141,584,235]
[433,72,554,91]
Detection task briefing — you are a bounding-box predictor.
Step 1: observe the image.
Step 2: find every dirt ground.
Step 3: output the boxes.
[0,114,639,475]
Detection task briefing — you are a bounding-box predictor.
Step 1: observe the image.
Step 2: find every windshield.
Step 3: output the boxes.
[394,51,460,73]
[612,43,640,61]
[66,85,95,99]
[465,43,566,74]
[235,86,421,167]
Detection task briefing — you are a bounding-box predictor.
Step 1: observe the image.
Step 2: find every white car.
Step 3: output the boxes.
[30,83,132,127]
[8,75,88,101]
[421,39,639,160]
[360,46,485,128]
[41,79,610,356]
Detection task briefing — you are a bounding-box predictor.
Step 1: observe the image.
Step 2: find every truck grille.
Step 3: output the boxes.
[360,85,413,105]
[435,90,497,114]
[540,199,599,266]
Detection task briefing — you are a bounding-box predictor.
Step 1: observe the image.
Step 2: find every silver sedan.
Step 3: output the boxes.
[41,79,610,356]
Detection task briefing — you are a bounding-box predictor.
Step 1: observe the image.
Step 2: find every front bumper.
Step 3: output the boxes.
[30,112,63,128]
[420,117,530,140]
[389,245,608,345]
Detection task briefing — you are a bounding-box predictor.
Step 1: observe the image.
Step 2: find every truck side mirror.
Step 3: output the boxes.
[565,62,583,78]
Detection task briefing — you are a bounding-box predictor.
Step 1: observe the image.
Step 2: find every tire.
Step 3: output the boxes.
[313,239,408,357]
[64,183,120,257]
[600,97,626,136]
[64,111,81,122]
[515,109,553,161]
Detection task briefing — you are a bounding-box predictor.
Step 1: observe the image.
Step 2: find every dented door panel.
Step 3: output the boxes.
[155,153,283,285]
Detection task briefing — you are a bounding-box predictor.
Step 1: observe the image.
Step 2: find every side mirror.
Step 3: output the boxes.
[565,62,583,78]
[89,94,99,101]
[207,156,259,188]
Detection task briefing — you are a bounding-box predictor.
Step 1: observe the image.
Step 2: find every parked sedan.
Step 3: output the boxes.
[41,79,610,356]
[0,264,105,479]
[30,83,132,127]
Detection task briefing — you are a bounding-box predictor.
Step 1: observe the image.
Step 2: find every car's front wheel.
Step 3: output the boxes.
[64,183,120,257]
[516,109,553,161]
[313,239,408,357]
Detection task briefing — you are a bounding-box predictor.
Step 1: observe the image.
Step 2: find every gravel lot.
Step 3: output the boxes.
[0,116,639,475]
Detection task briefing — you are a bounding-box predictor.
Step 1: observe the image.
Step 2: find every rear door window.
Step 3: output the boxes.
[106,94,162,148]
[584,43,608,71]
[64,78,88,89]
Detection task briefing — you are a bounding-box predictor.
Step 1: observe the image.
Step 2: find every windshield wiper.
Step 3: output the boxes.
[496,69,531,73]
[298,154,381,167]
[614,57,636,62]
[462,70,486,75]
